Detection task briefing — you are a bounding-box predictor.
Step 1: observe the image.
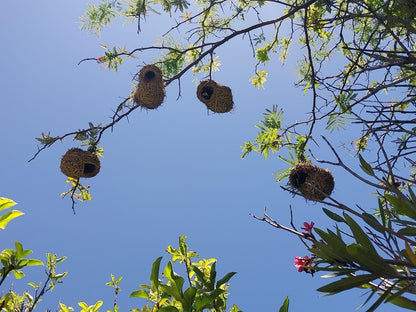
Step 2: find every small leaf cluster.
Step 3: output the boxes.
[241,105,284,160]
[35,132,58,148]
[306,186,416,311]
[74,122,104,157]
[130,235,241,312]
[0,242,43,284]
[61,177,92,202]
[0,243,67,312]
[79,0,191,37]
[241,105,310,181]
[96,44,130,71]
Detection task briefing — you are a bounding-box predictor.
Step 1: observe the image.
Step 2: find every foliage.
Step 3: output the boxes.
[26,0,416,310]
[0,242,67,312]
[1,218,251,312]
[130,235,240,312]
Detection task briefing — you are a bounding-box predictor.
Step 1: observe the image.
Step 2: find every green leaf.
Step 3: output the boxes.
[385,193,416,220]
[310,240,346,263]
[150,256,162,289]
[183,287,197,309]
[0,198,16,211]
[163,261,184,301]
[230,304,242,312]
[361,212,385,234]
[13,270,25,279]
[15,241,24,259]
[365,283,393,312]
[190,265,206,284]
[194,289,224,310]
[26,259,44,266]
[179,235,187,257]
[409,187,416,204]
[346,243,398,277]
[249,70,268,89]
[130,289,149,299]
[314,228,351,262]
[358,154,375,176]
[388,295,416,310]
[0,210,24,229]
[317,273,378,293]
[216,272,236,288]
[207,261,216,289]
[93,300,103,312]
[56,256,67,263]
[278,296,289,312]
[344,213,377,255]
[158,307,180,312]
[398,226,416,236]
[322,208,345,223]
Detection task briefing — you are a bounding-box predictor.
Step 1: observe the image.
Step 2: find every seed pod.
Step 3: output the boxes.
[289,162,334,201]
[196,80,233,113]
[60,148,101,179]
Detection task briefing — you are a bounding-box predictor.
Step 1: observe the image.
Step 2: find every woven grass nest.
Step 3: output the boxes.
[133,64,165,109]
[196,80,233,113]
[289,162,334,201]
[60,148,101,179]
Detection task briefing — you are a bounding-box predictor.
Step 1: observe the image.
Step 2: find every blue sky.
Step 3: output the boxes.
[0,1,404,312]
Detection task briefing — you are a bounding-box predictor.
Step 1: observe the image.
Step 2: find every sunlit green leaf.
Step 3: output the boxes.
[163,261,184,301]
[249,70,268,89]
[13,270,25,279]
[26,259,44,266]
[0,210,24,229]
[150,256,162,289]
[0,198,16,211]
[130,289,149,299]
[278,296,289,312]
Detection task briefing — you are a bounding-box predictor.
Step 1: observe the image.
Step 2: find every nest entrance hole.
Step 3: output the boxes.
[291,171,307,188]
[201,86,214,100]
[84,163,96,174]
[144,70,156,82]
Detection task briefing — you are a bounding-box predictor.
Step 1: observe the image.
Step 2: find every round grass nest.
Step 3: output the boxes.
[60,148,101,179]
[289,162,334,201]
[196,80,233,113]
[133,64,165,109]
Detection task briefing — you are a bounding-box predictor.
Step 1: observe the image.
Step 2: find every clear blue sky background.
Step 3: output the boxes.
[0,1,404,312]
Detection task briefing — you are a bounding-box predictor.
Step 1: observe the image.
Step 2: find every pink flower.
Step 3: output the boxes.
[294,256,314,275]
[301,222,315,234]
[294,256,310,272]
[96,56,105,63]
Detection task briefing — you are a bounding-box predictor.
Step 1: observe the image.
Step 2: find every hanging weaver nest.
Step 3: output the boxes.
[196,80,233,113]
[133,64,165,109]
[60,148,101,179]
[289,162,334,201]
